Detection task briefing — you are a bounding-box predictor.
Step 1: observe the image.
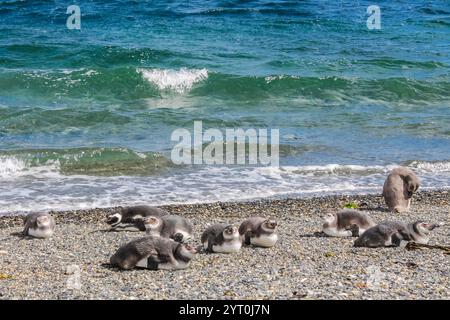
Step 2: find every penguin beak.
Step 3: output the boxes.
[427,223,440,231]
[185,244,197,254]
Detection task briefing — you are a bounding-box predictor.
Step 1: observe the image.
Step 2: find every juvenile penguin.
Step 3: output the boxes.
[321,209,376,237]
[201,223,241,253]
[383,167,420,213]
[110,236,197,270]
[354,220,438,248]
[106,205,168,231]
[22,212,55,238]
[239,217,278,248]
[143,214,193,242]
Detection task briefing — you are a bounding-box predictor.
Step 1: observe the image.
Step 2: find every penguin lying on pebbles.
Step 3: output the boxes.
[383,167,420,213]
[106,205,167,231]
[143,215,193,242]
[110,236,197,270]
[321,209,376,237]
[201,223,241,253]
[23,212,55,238]
[239,217,278,248]
[354,220,439,248]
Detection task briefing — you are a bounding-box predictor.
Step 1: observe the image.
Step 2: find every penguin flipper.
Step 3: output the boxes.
[244,231,253,245]
[207,239,214,253]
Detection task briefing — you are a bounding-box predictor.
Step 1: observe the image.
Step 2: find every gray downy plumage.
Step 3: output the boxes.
[110,236,197,270]
[238,217,278,247]
[383,167,420,213]
[201,223,241,253]
[322,209,376,237]
[144,214,193,242]
[106,205,168,231]
[22,212,56,238]
[354,220,437,248]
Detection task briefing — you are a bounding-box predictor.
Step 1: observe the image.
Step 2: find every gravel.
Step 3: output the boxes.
[0,190,449,300]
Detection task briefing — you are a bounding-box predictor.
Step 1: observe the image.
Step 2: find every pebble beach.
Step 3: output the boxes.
[0,190,449,300]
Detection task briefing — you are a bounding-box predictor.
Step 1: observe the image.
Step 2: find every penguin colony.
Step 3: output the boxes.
[19,167,441,271]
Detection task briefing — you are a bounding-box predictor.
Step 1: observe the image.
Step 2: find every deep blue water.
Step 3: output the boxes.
[0,0,449,213]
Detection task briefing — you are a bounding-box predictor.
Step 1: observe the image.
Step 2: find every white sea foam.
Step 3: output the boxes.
[138,68,208,93]
[0,160,449,214]
[0,156,61,180]
[409,160,450,172]
[0,156,26,177]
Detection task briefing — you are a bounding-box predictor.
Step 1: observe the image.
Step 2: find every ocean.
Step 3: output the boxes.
[0,0,449,214]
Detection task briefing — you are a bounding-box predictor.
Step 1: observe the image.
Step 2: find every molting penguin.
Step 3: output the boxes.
[239,217,278,248]
[321,209,376,237]
[106,205,168,231]
[201,223,241,253]
[354,220,439,248]
[22,212,55,238]
[143,214,193,242]
[383,167,420,213]
[110,236,197,270]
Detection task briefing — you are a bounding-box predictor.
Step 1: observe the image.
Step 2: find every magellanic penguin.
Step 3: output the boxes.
[143,215,193,242]
[383,167,420,213]
[354,220,439,248]
[106,205,168,231]
[239,217,278,248]
[22,212,56,238]
[110,236,197,270]
[321,209,376,237]
[201,223,241,253]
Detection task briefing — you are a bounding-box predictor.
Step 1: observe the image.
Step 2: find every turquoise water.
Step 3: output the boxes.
[0,0,449,213]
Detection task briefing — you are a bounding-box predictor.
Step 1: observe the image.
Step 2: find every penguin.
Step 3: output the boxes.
[354,220,439,248]
[201,223,241,253]
[22,212,55,238]
[239,217,278,248]
[383,167,420,213]
[106,205,168,231]
[143,214,193,242]
[321,209,376,237]
[110,236,197,270]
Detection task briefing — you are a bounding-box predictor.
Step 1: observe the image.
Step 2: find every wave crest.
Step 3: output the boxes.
[138,68,208,93]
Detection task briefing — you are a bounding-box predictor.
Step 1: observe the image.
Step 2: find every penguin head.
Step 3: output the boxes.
[321,211,336,224]
[106,213,122,226]
[405,175,419,196]
[176,243,197,260]
[415,221,438,234]
[142,216,162,233]
[36,215,51,228]
[223,225,239,240]
[261,219,278,233]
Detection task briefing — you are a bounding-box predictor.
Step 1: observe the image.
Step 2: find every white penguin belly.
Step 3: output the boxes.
[250,233,278,247]
[212,240,242,253]
[136,258,148,269]
[135,258,188,270]
[413,236,429,245]
[28,227,53,238]
[158,261,189,270]
[113,223,141,232]
[323,227,352,237]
